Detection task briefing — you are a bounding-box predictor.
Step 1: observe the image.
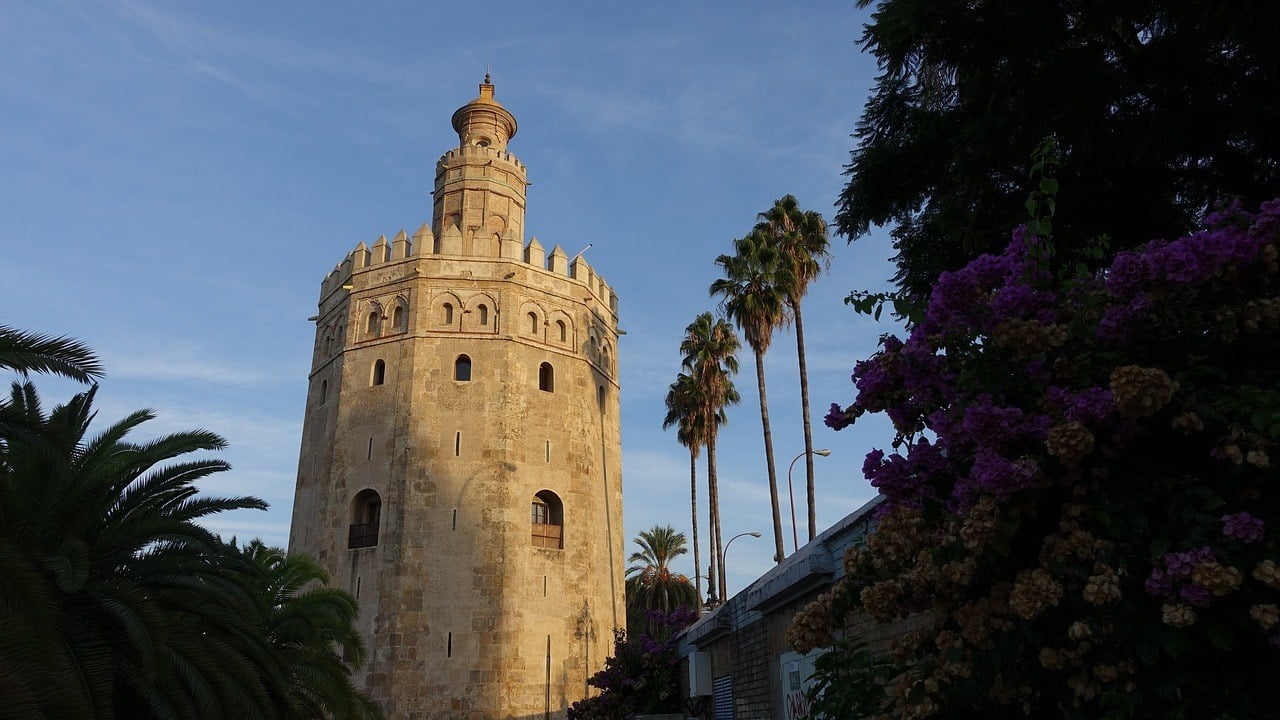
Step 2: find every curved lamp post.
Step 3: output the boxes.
[788,448,832,553]
[718,530,761,604]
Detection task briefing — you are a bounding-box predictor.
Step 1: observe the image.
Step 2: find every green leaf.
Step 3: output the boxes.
[1206,623,1233,650]
[1039,178,1059,195]
[1160,628,1190,658]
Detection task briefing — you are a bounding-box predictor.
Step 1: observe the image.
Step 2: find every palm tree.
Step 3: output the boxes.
[755,195,830,542]
[0,324,103,381]
[625,525,696,637]
[711,231,793,565]
[235,541,382,720]
[679,312,740,603]
[0,380,281,719]
[662,373,706,608]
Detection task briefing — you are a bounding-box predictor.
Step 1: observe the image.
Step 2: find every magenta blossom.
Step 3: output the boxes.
[1222,512,1265,544]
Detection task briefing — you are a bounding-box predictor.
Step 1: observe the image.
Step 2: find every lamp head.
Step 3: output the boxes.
[815,449,832,457]
[748,531,762,538]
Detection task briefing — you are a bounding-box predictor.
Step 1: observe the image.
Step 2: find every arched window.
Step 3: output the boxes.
[319,379,328,405]
[557,320,566,342]
[348,489,382,549]
[392,304,406,331]
[478,304,489,326]
[528,311,538,335]
[538,362,554,392]
[531,490,563,549]
[455,355,472,382]
[443,303,454,325]
[598,385,606,410]
[366,310,381,338]
[372,359,386,386]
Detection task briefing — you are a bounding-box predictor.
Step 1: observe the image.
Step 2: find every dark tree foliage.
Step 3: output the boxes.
[839,0,1280,297]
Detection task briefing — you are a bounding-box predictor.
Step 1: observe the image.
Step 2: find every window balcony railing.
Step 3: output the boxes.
[348,522,380,549]
[532,523,562,549]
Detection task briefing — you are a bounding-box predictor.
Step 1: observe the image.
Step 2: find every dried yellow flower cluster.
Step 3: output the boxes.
[1108,365,1179,417]
[991,319,1069,359]
[1253,559,1280,589]
[861,579,906,623]
[1190,561,1243,596]
[1250,603,1280,631]
[1041,521,1110,565]
[1170,411,1204,434]
[959,495,999,551]
[1046,421,1095,465]
[1082,564,1122,605]
[1009,568,1064,619]
[867,506,928,567]
[785,584,841,654]
[1162,603,1197,628]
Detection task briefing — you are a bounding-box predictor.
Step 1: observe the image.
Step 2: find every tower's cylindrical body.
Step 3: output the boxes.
[288,79,624,720]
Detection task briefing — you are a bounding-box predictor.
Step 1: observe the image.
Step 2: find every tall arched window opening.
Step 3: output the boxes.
[455,355,472,382]
[478,304,489,326]
[443,303,454,326]
[372,359,386,386]
[538,362,554,392]
[393,304,406,331]
[348,489,382,549]
[531,490,563,549]
[366,310,381,337]
[557,320,566,342]
[528,312,538,335]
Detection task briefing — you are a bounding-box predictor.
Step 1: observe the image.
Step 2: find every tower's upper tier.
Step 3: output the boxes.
[450,74,517,151]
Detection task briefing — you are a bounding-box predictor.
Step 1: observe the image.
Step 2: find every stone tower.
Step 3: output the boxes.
[287,77,625,720]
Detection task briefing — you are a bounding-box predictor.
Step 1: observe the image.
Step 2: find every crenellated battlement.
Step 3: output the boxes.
[318,224,617,313]
[437,144,527,175]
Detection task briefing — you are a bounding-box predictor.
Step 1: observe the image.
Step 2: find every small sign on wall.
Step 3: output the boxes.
[777,649,822,720]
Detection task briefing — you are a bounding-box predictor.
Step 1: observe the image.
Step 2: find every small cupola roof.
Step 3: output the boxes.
[451,74,517,144]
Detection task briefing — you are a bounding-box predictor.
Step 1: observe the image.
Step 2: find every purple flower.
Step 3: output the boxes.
[1045,386,1115,425]
[1222,512,1265,544]
[824,402,854,431]
[967,448,1040,501]
[1180,584,1214,608]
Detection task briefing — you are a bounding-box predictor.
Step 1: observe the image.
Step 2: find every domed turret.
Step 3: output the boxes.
[450,73,517,151]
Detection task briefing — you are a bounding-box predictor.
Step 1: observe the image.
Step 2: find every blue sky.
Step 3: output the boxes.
[1,1,900,596]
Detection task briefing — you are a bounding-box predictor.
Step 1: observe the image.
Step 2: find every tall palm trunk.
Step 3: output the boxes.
[689,448,702,607]
[792,298,818,541]
[754,350,785,564]
[707,431,725,603]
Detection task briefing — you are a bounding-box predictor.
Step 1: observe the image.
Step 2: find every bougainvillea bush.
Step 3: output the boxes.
[567,606,697,720]
[789,200,1280,719]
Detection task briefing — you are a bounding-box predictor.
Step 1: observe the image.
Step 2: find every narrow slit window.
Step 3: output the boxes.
[545,440,550,463]
[455,355,472,382]
[447,632,452,657]
[538,362,554,392]
[452,508,457,530]
[319,379,328,405]
[478,304,489,326]
[557,320,566,342]
[367,437,373,460]
[371,359,386,386]
[528,311,538,335]
[443,303,454,325]
[455,431,461,457]
[356,576,361,598]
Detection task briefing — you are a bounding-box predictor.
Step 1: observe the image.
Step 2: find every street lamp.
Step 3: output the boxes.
[788,448,832,553]
[719,530,761,602]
